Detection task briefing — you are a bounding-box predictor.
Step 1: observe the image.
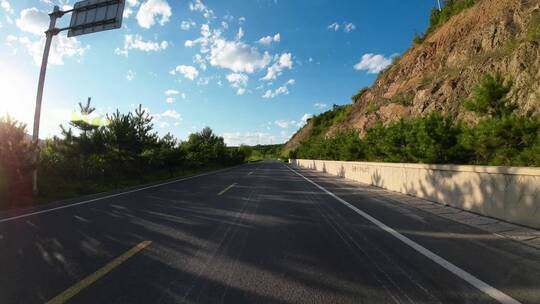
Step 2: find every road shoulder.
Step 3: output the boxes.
[289,164,540,251]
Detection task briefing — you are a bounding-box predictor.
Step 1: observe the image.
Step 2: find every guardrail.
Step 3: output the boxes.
[289,159,540,229]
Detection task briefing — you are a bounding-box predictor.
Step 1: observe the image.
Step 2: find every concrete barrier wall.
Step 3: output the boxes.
[289,159,540,229]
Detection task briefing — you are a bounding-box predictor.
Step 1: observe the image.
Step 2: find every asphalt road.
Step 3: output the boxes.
[0,161,539,304]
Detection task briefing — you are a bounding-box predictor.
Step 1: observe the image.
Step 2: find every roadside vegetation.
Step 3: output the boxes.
[0,101,249,209]
[237,144,284,161]
[289,73,540,167]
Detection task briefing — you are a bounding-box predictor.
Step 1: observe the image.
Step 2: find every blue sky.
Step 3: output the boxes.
[0,0,436,145]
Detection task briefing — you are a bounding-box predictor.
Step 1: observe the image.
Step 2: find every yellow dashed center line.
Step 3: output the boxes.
[218,183,237,196]
[46,240,152,304]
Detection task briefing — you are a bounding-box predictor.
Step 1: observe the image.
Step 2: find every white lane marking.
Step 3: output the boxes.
[0,166,243,223]
[217,183,237,196]
[286,165,521,304]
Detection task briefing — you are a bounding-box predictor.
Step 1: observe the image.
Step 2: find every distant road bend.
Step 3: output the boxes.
[0,161,539,303]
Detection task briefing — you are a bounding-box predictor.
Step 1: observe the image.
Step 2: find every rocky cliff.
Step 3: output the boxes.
[286,0,540,151]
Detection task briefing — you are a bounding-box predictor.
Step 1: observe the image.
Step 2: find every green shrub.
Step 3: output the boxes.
[464,73,516,118]
[362,114,465,164]
[426,0,477,35]
[459,115,540,166]
[404,113,466,163]
[0,116,35,207]
[290,71,538,167]
[5,99,249,206]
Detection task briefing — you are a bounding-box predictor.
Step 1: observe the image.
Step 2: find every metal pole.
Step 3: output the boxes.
[32,5,61,195]
[437,0,442,11]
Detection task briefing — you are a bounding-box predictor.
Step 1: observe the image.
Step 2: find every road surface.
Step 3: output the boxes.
[0,161,539,303]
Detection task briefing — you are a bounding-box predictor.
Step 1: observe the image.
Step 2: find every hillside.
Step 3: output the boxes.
[285,0,540,152]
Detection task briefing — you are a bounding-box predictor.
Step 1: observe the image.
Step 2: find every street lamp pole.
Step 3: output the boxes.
[31,5,62,195]
[29,0,125,195]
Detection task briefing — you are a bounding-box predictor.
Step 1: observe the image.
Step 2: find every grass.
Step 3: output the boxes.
[528,14,540,41]
[309,104,352,138]
[365,101,381,114]
[364,92,414,115]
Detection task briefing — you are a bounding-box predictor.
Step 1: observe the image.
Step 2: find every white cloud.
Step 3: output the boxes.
[209,38,271,73]
[222,131,279,146]
[161,109,181,120]
[274,120,292,129]
[197,76,210,86]
[327,22,339,31]
[328,21,356,33]
[186,21,279,78]
[159,121,170,128]
[189,0,215,20]
[226,72,248,95]
[257,33,280,45]
[1,0,14,14]
[236,27,244,40]
[170,65,199,80]
[16,8,49,35]
[262,79,295,99]
[261,52,292,80]
[10,34,86,65]
[185,23,215,53]
[165,89,180,103]
[314,103,328,109]
[193,53,207,70]
[353,53,393,74]
[115,34,168,56]
[300,113,313,124]
[165,89,179,96]
[181,19,196,30]
[274,112,312,128]
[238,16,246,24]
[136,0,171,29]
[344,22,356,33]
[126,70,136,81]
[226,73,248,85]
[124,0,140,18]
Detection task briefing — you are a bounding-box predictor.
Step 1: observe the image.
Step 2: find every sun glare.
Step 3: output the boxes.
[0,61,35,123]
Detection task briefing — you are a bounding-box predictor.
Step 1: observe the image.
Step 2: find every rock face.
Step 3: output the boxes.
[286,0,540,150]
